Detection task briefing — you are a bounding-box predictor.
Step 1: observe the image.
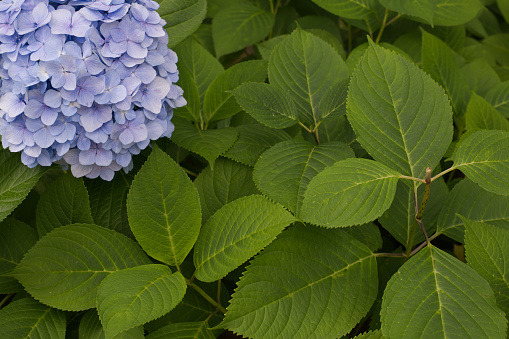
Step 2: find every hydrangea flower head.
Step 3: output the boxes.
[0,0,186,180]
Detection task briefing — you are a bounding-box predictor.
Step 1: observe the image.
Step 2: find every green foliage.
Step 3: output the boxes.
[4,0,509,338]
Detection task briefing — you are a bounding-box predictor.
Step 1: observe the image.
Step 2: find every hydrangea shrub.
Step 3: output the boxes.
[0,0,186,180]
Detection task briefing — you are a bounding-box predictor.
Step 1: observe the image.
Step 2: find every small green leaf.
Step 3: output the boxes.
[0,149,45,223]
[194,157,259,223]
[378,0,483,26]
[232,83,298,129]
[79,310,144,339]
[301,158,400,228]
[212,0,275,57]
[269,28,348,127]
[381,245,507,338]
[466,93,509,132]
[97,265,186,339]
[311,0,381,20]
[256,35,288,60]
[174,67,201,122]
[222,224,377,338]
[452,130,509,196]
[497,0,509,23]
[127,147,201,266]
[146,322,215,339]
[315,79,349,121]
[224,124,291,166]
[436,179,509,242]
[462,59,501,97]
[203,60,268,123]
[486,81,509,118]
[12,224,151,311]
[483,34,509,67]
[344,223,383,252]
[158,0,207,48]
[171,117,238,167]
[253,140,354,215]
[36,173,94,237]
[464,218,509,323]
[0,219,38,294]
[347,40,453,179]
[0,298,66,339]
[194,195,296,282]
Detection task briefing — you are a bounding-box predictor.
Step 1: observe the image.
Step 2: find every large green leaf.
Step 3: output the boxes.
[174,67,202,122]
[36,173,93,237]
[268,28,348,127]
[452,130,509,196]
[311,0,381,20]
[462,59,501,97]
[79,310,144,339]
[194,157,258,223]
[212,0,275,57]
[436,179,509,242]
[146,322,215,339]
[486,81,509,118]
[301,158,400,228]
[253,140,354,215]
[378,177,448,247]
[0,298,66,339]
[466,93,509,131]
[378,0,483,26]
[348,40,453,179]
[381,245,506,338]
[464,218,509,325]
[194,195,296,282]
[97,265,186,339]
[203,60,268,123]
[224,124,291,166]
[158,0,206,48]
[173,38,224,100]
[0,149,45,223]
[231,83,298,129]
[353,330,384,339]
[0,219,38,294]
[171,117,238,167]
[422,30,467,116]
[127,147,201,266]
[221,224,378,338]
[12,224,151,311]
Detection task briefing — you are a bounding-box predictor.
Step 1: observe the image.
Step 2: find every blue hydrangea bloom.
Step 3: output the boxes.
[0,0,186,180]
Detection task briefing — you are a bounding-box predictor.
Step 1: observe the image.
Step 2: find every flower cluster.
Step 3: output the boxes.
[0,0,186,180]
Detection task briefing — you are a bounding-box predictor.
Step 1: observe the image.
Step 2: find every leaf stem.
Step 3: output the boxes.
[375,9,390,44]
[431,166,457,182]
[189,282,227,314]
[0,294,13,309]
[385,14,401,26]
[374,252,405,257]
[183,168,198,177]
[398,175,426,184]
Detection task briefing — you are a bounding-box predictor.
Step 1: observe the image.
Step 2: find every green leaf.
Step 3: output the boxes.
[379,177,448,247]
[194,195,296,282]
[378,0,483,26]
[79,310,144,339]
[353,330,384,339]
[0,298,66,339]
[466,93,509,132]
[87,172,134,238]
[253,140,354,215]
[315,79,349,121]
[0,149,45,223]
[0,219,38,294]
[174,67,201,122]
[452,130,509,196]
[347,40,453,179]
[97,265,186,339]
[486,81,509,118]
[268,28,348,127]
[436,179,509,242]
[221,224,378,338]
[203,60,268,123]
[381,245,506,338]
[301,158,400,228]
[36,173,93,237]
[212,0,275,57]
[173,38,224,99]
[12,224,151,311]
[256,35,288,60]
[498,0,509,23]
[462,59,501,97]
[194,157,258,223]
[311,0,381,20]
[146,322,215,339]
[171,117,238,167]
[344,223,383,252]
[158,0,206,47]
[422,30,467,116]
[464,218,509,323]
[127,147,201,266]
[232,83,298,129]
[224,124,291,166]
[483,34,509,67]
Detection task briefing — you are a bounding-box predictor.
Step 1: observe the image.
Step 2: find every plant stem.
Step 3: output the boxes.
[385,14,401,26]
[431,166,457,182]
[398,175,426,184]
[0,294,13,308]
[189,282,227,314]
[183,168,198,177]
[347,23,352,53]
[374,252,405,258]
[375,9,389,44]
